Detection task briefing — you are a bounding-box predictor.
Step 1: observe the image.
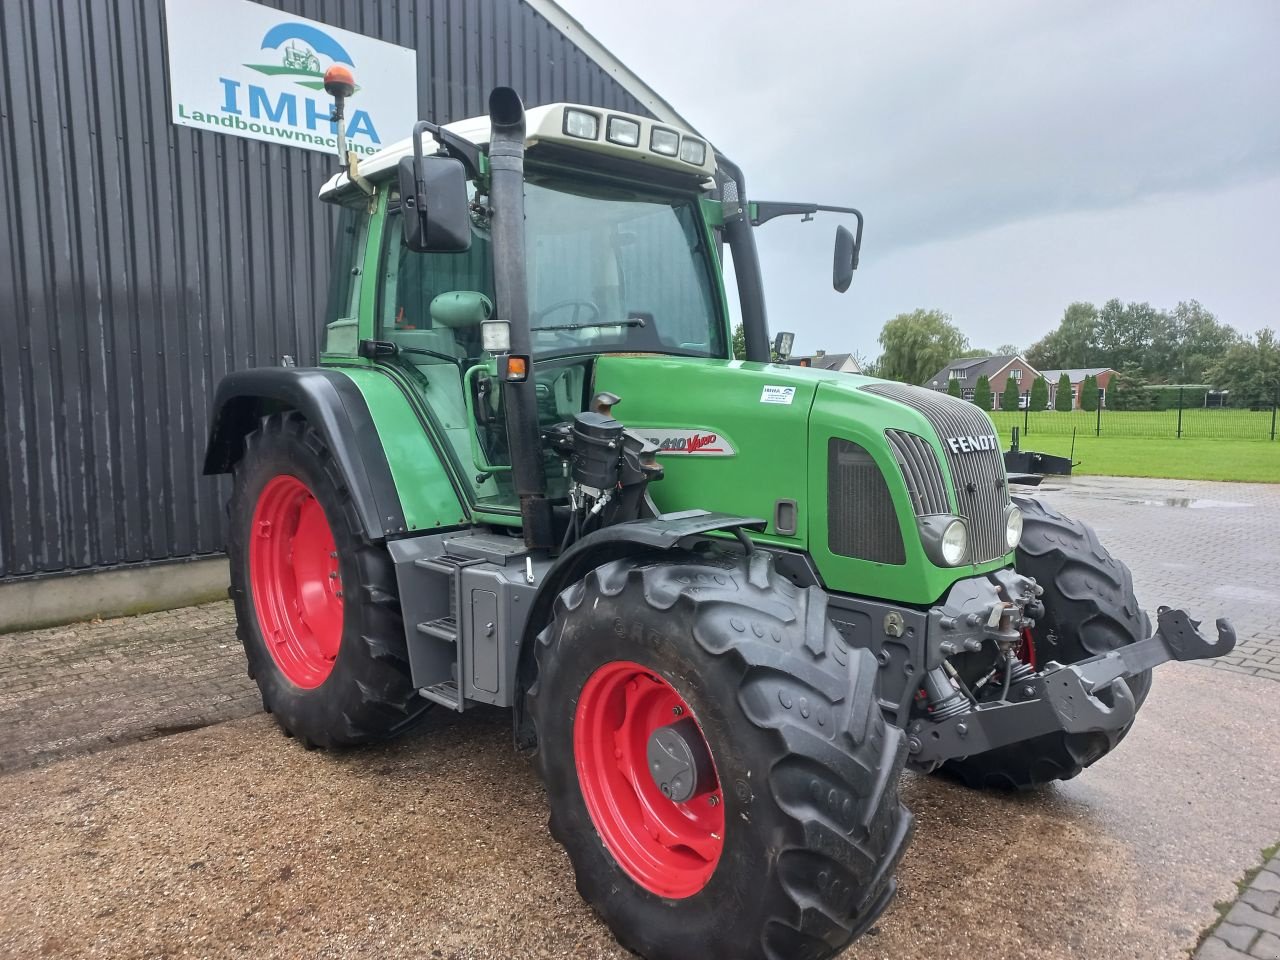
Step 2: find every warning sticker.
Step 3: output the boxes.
[760,385,796,405]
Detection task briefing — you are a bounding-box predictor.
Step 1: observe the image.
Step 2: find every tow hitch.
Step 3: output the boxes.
[908,607,1236,767]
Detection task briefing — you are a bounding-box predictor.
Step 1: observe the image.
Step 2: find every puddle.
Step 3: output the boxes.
[1115,497,1251,509]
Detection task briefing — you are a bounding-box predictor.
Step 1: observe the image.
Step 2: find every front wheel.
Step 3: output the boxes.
[528,551,913,960]
[939,494,1152,789]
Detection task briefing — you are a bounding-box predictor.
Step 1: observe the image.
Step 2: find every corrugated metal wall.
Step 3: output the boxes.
[0,0,650,580]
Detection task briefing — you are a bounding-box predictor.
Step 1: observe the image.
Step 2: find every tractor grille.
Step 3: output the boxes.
[827,438,906,565]
[885,430,950,516]
[862,383,1010,563]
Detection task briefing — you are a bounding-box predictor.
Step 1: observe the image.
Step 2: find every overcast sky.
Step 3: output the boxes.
[559,0,1280,361]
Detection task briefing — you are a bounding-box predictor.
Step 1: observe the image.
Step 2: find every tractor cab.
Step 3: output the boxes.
[316,101,748,524]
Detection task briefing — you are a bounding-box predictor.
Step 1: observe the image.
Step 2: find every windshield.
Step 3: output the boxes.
[524,176,726,359]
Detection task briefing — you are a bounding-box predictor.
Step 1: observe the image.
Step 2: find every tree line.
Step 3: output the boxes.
[867,302,1278,408]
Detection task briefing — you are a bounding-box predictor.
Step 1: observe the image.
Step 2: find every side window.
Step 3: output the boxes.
[323,203,368,356]
[378,194,495,364]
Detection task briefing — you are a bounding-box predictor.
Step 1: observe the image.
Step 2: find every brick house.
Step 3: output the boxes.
[923,355,1041,409]
[1038,368,1116,409]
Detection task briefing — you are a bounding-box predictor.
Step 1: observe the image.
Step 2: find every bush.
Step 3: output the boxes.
[1030,376,1049,411]
[1055,373,1073,411]
[1001,376,1021,411]
[1080,374,1099,412]
[947,377,961,397]
[973,375,993,411]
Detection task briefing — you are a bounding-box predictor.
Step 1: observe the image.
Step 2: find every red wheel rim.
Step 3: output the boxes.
[573,661,724,898]
[249,475,344,688]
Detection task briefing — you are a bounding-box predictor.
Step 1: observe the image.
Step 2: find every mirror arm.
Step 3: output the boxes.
[411,120,482,182]
[751,201,864,269]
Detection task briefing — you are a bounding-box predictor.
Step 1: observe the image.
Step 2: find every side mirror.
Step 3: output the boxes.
[397,154,471,253]
[833,225,857,293]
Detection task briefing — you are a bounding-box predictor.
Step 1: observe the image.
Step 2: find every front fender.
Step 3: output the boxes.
[203,367,408,540]
[512,511,767,747]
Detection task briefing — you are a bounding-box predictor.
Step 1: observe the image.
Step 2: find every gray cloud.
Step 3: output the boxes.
[559,0,1280,352]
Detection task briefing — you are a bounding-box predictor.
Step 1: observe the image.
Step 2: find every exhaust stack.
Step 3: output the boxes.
[487,87,553,550]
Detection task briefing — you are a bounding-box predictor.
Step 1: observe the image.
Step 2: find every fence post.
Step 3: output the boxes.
[1272,390,1277,441]
[1176,387,1184,439]
[1095,397,1101,436]
[1024,401,1029,437]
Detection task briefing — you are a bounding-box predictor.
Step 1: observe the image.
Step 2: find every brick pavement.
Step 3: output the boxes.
[0,474,1275,777]
[1197,850,1280,960]
[1029,475,1280,681]
[0,601,254,773]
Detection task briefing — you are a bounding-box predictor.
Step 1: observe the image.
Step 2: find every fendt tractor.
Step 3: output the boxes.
[203,71,1236,960]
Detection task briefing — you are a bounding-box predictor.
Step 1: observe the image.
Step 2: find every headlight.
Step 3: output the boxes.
[941,519,969,566]
[649,127,680,156]
[606,115,640,147]
[563,108,600,140]
[679,137,707,165]
[1005,503,1023,551]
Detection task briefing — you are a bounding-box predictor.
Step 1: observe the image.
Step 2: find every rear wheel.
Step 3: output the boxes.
[940,494,1152,789]
[529,550,913,960]
[227,412,429,748]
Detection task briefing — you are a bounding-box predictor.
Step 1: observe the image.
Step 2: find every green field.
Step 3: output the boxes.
[995,433,1280,483]
[990,408,1276,442]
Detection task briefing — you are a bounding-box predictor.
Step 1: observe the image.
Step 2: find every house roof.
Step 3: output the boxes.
[789,352,861,372]
[1038,367,1113,382]
[923,355,1025,387]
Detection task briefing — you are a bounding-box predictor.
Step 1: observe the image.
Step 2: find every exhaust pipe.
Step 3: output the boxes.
[487,87,554,550]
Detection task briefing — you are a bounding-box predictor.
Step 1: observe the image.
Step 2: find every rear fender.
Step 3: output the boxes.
[203,367,408,540]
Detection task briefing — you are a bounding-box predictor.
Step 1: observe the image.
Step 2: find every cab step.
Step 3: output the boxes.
[420,680,461,710]
[417,616,458,643]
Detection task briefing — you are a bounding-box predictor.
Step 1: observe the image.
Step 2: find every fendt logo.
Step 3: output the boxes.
[165,0,417,157]
[945,434,1000,454]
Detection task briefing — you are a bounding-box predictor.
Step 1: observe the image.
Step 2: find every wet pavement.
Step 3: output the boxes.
[1,474,1277,959]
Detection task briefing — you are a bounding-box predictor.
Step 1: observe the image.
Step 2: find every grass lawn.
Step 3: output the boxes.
[1001,434,1280,483]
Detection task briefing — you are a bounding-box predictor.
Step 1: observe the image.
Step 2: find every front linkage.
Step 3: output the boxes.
[904,576,1236,769]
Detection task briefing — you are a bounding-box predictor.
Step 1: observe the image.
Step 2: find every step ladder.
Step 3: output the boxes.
[413,554,483,711]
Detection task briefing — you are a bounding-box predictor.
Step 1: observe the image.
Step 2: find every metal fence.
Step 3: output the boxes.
[990,394,1279,441]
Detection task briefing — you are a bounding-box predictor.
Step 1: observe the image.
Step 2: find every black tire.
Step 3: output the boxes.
[941,494,1152,789]
[528,550,914,960]
[227,412,429,748]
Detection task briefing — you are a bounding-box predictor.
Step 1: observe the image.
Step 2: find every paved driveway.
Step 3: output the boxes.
[1,475,1277,959]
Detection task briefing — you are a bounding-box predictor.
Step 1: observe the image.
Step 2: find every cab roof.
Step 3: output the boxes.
[318,102,716,200]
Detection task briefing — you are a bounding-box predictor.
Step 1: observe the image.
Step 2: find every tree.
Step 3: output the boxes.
[1026,302,1098,370]
[1107,372,1148,410]
[1163,300,1239,384]
[1030,375,1049,411]
[731,323,747,360]
[1205,328,1280,407]
[1079,373,1099,411]
[996,344,1021,356]
[1055,373,1074,411]
[972,375,993,411]
[874,309,970,385]
[1001,375,1020,411]
[947,377,961,397]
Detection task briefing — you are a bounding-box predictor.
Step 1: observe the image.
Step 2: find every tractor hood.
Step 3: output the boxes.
[592,355,1013,605]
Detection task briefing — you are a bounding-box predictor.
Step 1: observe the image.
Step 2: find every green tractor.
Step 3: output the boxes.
[203,78,1235,960]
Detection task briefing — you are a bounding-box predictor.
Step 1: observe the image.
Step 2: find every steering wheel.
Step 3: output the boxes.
[531,298,602,330]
